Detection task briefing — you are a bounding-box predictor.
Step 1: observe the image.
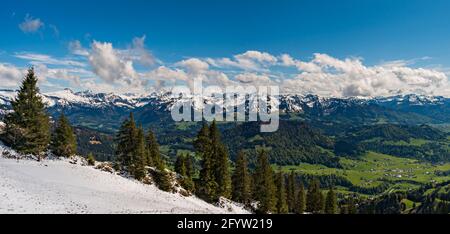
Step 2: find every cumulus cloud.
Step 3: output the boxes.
[88,41,139,86]
[68,40,89,56]
[176,58,209,74]
[235,73,272,85]
[128,35,156,67]
[207,50,278,71]
[281,53,450,97]
[19,14,44,33]
[0,63,25,88]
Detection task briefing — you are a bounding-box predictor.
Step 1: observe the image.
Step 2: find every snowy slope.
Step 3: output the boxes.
[0,147,248,214]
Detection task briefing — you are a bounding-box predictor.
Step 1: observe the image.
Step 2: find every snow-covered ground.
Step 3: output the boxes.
[0,145,248,214]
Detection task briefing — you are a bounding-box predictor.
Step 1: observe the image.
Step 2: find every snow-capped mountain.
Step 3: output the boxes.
[1,89,449,130]
[2,88,447,113]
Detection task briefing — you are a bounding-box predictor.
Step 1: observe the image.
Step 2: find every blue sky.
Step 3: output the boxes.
[1,0,450,97]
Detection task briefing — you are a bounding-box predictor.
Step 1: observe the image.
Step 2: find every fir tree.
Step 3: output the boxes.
[115,113,138,169]
[325,187,338,214]
[253,150,276,213]
[175,154,186,175]
[146,129,161,168]
[144,128,171,191]
[51,113,77,157]
[275,171,288,214]
[195,123,218,202]
[3,67,50,159]
[209,121,231,199]
[286,171,296,212]
[231,151,251,204]
[306,179,323,213]
[216,145,232,198]
[132,126,147,180]
[153,160,173,192]
[295,182,306,214]
[184,154,194,178]
[175,154,195,193]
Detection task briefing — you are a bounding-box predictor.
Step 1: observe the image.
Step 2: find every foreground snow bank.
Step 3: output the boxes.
[0,145,249,214]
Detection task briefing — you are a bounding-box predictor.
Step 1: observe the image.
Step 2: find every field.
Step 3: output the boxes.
[277,151,450,195]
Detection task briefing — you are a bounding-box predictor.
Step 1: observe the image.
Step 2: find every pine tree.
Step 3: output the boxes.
[209,121,231,199]
[144,128,172,191]
[115,113,138,169]
[175,154,185,175]
[275,171,288,214]
[295,182,306,214]
[306,179,323,213]
[286,171,296,212]
[253,150,276,213]
[3,67,50,159]
[216,145,232,198]
[146,129,161,168]
[195,123,218,202]
[184,154,194,178]
[325,187,338,214]
[153,160,173,192]
[51,113,77,157]
[231,151,251,204]
[132,125,147,180]
[175,154,195,193]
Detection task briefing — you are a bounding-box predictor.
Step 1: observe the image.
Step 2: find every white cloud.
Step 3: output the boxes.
[281,53,450,97]
[68,40,89,56]
[128,35,156,67]
[145,66,188,82]
[0,64,25,88]
[19,14,44,33]
[176,58,209,74]
[207,50,278,71]
[15,53,86,67]
[235,73,272,85]
[88,41,139,86]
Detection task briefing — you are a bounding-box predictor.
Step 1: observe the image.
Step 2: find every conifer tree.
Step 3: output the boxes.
[325,187,338,214]
[216,145,232,198]
[175,154,195,193]
[143,128,172,191]
[295,182,306,214]
[275,171,288,214]
[175,154,186,175]
[115,113,138,169]
[153,159,173,192]
[253,150,276,213]
[51,113,77,157]
[306,179,323,213]
[195,123,218,202]
[231,151,251,204]
[209,121,231,199]
[286,171,296,212]
[146,129,161,168]
[132,125,147,180]
[184,154,194,178]
[3,67,50,159]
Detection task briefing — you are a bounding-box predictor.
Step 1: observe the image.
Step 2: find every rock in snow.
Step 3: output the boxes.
[0,144,249,214]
